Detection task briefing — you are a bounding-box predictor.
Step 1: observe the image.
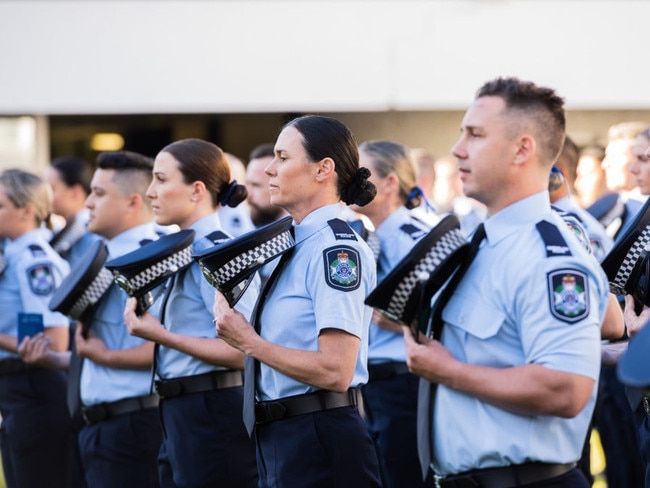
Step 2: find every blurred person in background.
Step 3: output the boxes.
[575,145,608,209]
[0,169,72,488]
[219,152,254,237]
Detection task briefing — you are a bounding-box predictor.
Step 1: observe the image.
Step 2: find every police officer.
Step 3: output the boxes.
[123,139,258,487]
[0,169,72,488]
[46,157,102,266]
[405,78,609,487]
[353,139,434,488]
[214,115,382,487]
[75,151,162,487]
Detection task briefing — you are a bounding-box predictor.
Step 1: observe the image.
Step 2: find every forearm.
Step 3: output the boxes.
[91,342,154,369]
[443,361,595,418]
[0,333,17,353]
[600,294,625,340]
[246,330,359,392]
[156,329,245,370]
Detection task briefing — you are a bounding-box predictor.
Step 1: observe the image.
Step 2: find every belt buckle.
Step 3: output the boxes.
[433,473,444,488]
[643,396,650,416]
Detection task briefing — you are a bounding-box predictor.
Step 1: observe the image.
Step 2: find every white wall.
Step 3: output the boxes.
[1,0,649,115]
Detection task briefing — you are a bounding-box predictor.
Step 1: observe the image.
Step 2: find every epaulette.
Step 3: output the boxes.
[50,218,86,255]
[400,222,428,240]
[28,244,47,257]
[204,230,230,246]
[327,219,358,241]
[536,220,573,257]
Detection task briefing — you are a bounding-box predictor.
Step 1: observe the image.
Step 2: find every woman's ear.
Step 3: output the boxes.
[315,157,335,181]
[191,181,207,202]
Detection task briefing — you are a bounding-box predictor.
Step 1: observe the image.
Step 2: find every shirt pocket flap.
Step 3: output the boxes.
[442,294,505,340]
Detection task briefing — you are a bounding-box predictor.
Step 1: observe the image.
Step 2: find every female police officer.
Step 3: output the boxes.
[0,169,72,488]
[214,115,382,487]
[123,139,258,487]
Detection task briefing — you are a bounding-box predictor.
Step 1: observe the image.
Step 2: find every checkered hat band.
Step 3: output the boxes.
[611,226,650,295]
[386,229,467,320]
[123,246,194,294]
[69,268,113,319]
[211,231,293,285]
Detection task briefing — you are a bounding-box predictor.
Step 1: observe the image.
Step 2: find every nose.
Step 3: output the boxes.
[451,136,465,160]
[146,181,156,200]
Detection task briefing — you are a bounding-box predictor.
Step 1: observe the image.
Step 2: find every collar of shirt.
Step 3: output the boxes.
[484,191,552,247]
[190,212,227,252]
[376,206,414,239]
[293,203,343,243]
[4,228,48,258]
[107,222,157,257]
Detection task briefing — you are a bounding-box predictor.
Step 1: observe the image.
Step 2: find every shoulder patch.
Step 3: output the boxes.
[323,245,361,291]
[536,220,573,257]
[547,269,589,323]
[327,219,358,241]
[400,223,428,240]
[204,230,230,246]
[28,244,46,257]
[27,264,55,295]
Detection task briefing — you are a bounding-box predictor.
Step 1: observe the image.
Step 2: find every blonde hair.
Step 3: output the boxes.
[0,169,52,226]
[359,140,419,209]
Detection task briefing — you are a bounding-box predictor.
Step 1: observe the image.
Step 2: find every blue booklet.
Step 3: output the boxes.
[17,313,44,345]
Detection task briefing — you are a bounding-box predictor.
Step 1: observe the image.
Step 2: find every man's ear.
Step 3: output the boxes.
[315,157,335,181]
[513,134,535,166]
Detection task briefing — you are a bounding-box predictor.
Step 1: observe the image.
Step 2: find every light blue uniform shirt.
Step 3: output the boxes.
[0,229,70,360]
[156,212,260,379]
[369,206,431,363]
[80,223,160,405]
[432,192,607,475]
[257,204,377,401]
[554,195,613,262]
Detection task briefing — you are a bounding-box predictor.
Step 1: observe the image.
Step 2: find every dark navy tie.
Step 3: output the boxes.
[417,223,486,479]
[243,245,295,436]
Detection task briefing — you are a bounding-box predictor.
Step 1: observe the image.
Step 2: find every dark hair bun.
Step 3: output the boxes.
[218,180,248,208]
[341,167,377,206]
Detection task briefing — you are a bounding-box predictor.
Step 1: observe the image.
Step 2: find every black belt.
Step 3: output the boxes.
[435,462,577,488]
[255,388,358,425]
[154,370,243,399]
[368,361,410,381]
[81,394,159,425]
[0,358,33,376]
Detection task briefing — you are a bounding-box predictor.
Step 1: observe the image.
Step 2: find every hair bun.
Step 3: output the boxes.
[341,168,377,206]
[218,180,248,208]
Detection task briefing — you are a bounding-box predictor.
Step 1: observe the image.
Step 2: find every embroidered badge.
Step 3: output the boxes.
[547,269,589,323]
[323,246,361,291]
[27,264,55,295]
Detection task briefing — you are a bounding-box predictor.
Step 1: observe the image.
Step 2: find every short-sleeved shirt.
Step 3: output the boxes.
[431,191,608,475]
[156,212,260,379]
[80,223,160,405]
[369,206,431,363]
[257,204,377,401]
[0,229,70,360]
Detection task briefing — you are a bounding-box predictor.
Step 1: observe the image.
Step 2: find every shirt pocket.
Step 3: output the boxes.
[442,293,506,340]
